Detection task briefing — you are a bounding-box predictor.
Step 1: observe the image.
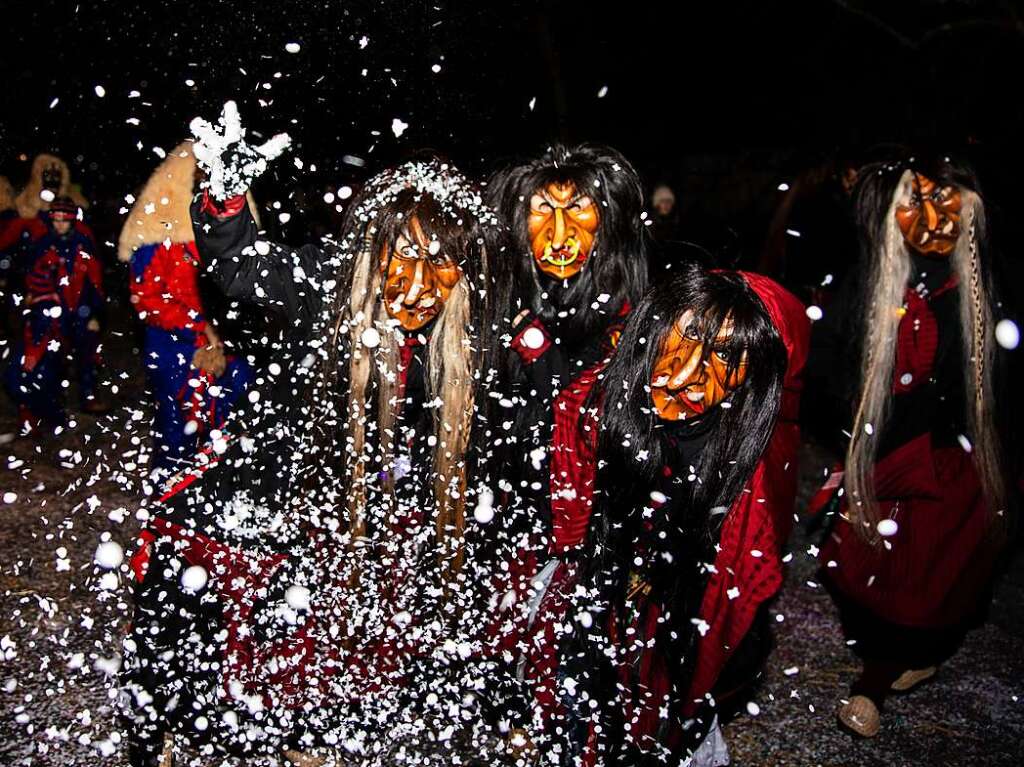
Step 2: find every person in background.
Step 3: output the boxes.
[0,176,19,338]
[650,183,681,242]
[758,154,860,306]
[806,153,1016,737]
[118,141,252,471]
[3,196,103,431]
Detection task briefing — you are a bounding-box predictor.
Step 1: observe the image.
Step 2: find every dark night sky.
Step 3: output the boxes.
[2,0,1023,241]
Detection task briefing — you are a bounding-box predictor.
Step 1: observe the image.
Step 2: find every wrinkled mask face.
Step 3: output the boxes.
[895,173,962,257]
[650,309,747,421]
[527,180,600,280]
[379,216,461,332]
[51,219,73,236]
[42,166,63,192]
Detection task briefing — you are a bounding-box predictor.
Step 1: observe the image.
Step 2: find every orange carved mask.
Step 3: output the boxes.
[379,216,461,331]
[895,173,962,257]
[650,309,748,421]
[527,181,600,280]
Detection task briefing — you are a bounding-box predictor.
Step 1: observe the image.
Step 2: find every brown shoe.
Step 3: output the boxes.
[284,751,327,767]
[838,695,881,738]
[891,666,937,692]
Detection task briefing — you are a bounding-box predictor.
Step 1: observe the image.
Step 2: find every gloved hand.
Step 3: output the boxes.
[190,100,291,201]
[191,345,227,378]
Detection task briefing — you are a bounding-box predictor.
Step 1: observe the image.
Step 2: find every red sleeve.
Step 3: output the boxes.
[84,250,104,299]
[549,366,601,553]
[684,423,800,715]
[25,246,61,297]
[0,218,47,252]
[200,190,247,219]
[131,243,207,334]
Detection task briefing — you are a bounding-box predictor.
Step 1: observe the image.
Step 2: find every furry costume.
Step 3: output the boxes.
[119,142,252,468]
[14,153,88,219]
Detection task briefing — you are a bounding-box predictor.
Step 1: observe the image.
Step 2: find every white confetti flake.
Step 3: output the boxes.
[285,42,301,53]
[360,327,381,349]
[2,492,16,504]
[285,585,311,611]
[996,319,1020,350]
[746,701,761,716]
[391,118,409,138]
[876,518,898,537]
[94,85,106,98]
[181,565,208,592]
[338,185,353,200]
[597,85,608,98]
[94,541,124,570]
[806,305,823,321]
[473,488,495,524]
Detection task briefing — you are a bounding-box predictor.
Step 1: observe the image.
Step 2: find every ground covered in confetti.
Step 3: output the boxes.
[1,305,1023,766]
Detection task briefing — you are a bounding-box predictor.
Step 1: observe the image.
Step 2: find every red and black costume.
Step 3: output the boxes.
[567,267,807,766]
[122,158,501,765]
[483,144,649,745]
[3,202,103,429]
[128,240,252,468]
[805,156,1016,715]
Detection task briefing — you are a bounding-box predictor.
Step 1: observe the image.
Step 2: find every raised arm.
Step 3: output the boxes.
[191,193,325,327]
[187,100,324,328]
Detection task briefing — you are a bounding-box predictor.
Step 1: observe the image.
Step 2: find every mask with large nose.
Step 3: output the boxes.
[380,216,461,332]
[650,309,747,421]
[527,180,600,280]
[895,173,962,257]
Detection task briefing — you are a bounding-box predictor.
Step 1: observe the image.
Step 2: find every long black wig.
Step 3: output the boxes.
[487,143,649,345]
[570,264,788,761]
